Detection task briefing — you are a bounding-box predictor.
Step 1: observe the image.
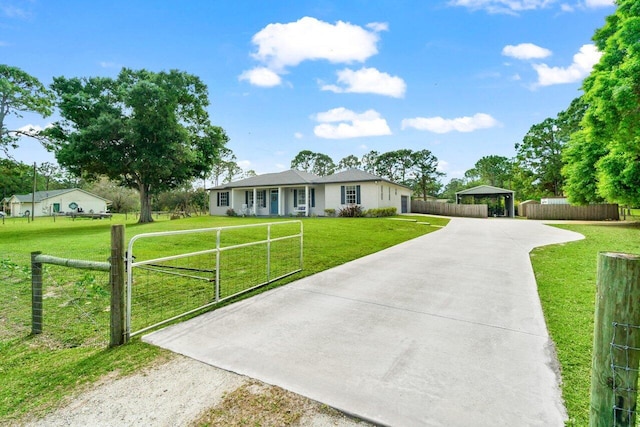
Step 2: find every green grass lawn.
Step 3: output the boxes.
[532,222,640,426]
[0,213,448,423]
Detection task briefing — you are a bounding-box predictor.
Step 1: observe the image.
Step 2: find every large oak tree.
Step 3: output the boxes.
[47,68,228,223]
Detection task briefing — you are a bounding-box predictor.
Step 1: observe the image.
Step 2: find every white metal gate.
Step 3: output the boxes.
[125,221,302,338]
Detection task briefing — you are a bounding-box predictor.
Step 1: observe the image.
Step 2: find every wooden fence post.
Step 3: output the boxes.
[110,224,126,347]
[31,251,43,335]
[590,252,640,426]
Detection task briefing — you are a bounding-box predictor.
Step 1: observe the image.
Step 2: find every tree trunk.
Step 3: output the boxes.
[138,183,154,223]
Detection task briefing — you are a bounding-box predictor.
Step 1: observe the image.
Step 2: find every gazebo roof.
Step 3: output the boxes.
[456,185,514,196]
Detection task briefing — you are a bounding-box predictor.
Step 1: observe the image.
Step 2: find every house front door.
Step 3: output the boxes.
[53,203,60,213]
[270,190,278,215]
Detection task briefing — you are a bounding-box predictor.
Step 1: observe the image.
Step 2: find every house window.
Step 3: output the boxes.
[257,190,265,208]
[341,185,361,204]
[245,191,254,207]
[297,189,306,206]
[217,191,229,207]
[345,185,357,204]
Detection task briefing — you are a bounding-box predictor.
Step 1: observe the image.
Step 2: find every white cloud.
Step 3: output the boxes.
[401,113,499,133]
[585,0,614,8]
[250,16,382,71]
[99,61,120,69]
[294,132,303,139]
[237,160,251,169]
[533,44,602,86]
[17,124,50,134]
[276,163,286,170]
[313,107,392,139]
[560,3,574,11]
[366,22,389,32]
[238,67,282,87]
[448,0,556,14]
[437,160,449,172]
[320,67,406,98]
[502,43,552,60]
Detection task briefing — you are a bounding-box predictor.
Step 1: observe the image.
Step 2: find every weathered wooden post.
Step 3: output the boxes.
[590,252,640,426]
[31,251,43,335]
[109,224,126,346]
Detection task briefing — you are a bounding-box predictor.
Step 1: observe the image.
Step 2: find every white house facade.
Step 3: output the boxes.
[209,169,412,217]
[5,189,111,217]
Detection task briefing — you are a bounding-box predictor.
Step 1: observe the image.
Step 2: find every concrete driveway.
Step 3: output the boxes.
[143,217,584,426]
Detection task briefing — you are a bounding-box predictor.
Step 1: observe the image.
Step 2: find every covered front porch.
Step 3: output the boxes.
[213,185,322,217]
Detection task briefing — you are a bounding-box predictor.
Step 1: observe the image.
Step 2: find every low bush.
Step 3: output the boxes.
[338,205,364,217]
[365,207,397,217]
[226,208,237,217]
[324,208,336,217]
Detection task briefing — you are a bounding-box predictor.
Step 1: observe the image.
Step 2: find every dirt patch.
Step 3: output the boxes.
[19,355,369,427]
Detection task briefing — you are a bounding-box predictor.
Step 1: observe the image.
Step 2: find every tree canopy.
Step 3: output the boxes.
[0,64,54,155]
[563,0,640,206]
[515,97,586,198]
[47,68,228,223]
[290,150,336,176]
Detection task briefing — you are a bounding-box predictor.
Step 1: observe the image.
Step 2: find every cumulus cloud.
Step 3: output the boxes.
[238,67,282,87]
[533,44,602,86]
[448,0,555,14]
[320,67,406,98]
[313,107,392,139]
[437,160,449,172]
[401,113,499,134]
[585,0,614,7]
[251,17,382,70]
[240,16,386,86]
[16,124,49,134]
[502,43,552,60]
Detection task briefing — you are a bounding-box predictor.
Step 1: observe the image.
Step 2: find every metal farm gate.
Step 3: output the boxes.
[125,221,302,338]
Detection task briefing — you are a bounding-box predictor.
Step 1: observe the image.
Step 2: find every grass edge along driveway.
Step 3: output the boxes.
[533,222,640,426]
[0,214,448,423]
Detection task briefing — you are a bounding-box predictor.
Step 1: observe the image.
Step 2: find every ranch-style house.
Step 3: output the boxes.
[4,188,111,217]
[208,169,412,216]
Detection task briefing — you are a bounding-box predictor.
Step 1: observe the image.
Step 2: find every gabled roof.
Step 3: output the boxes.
[316,168,387,184]
[456,185,514,196]
[11,188,111,203]
[210,169,320,190]
[209,168,410,190]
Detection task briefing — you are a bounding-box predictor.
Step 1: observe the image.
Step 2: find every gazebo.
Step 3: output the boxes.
[456,185,515,218]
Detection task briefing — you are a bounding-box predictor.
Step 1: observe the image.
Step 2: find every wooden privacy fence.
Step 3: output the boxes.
[526,204,619,221]
[412,200,488,218]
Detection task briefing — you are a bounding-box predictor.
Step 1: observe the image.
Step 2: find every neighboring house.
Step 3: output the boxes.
[208,169,412,216]
[5,189,111,217]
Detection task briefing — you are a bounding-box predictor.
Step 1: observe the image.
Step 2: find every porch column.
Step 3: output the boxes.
[230,190,235,212]
[253,188,257,215]
[305,185,309,217]
[278,187,283,216]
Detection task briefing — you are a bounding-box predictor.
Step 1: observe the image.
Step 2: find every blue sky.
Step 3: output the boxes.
[1,0,615,185]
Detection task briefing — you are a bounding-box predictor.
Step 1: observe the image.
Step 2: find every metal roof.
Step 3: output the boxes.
[456,185,514,196]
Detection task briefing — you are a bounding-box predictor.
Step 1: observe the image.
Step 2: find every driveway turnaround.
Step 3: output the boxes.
[144,217,584,426]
